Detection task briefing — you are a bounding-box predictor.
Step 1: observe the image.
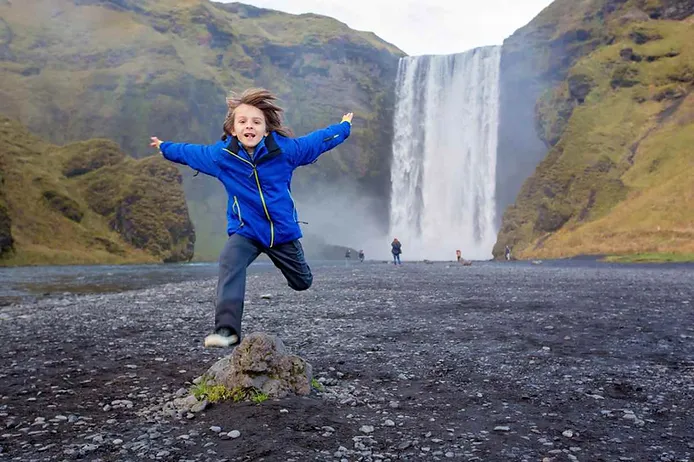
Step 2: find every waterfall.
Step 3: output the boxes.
[389,46,501,261]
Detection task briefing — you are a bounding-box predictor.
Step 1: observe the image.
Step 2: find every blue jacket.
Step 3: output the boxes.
[160,121,351,248]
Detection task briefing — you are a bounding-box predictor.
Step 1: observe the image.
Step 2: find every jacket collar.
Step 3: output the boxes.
[226,132,283,165]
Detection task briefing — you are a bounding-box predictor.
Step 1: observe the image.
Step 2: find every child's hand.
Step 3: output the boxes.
[150,136,162,149]
[341,112,353,125]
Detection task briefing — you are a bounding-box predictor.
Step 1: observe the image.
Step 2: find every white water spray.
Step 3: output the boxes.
[389,46,501,261]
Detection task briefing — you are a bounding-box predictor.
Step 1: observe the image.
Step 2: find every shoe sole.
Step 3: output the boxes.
[204,333,239,348]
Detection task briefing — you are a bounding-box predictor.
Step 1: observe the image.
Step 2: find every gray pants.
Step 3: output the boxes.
[215,233,312,337]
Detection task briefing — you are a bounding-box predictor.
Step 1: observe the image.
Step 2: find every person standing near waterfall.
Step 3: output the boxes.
[391,238,402,265]
[150,88,353,348]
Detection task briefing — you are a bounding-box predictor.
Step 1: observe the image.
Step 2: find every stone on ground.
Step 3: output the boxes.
[206,332,313,398]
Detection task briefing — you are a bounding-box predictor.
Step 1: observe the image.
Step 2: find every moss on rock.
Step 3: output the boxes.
[0,115,195,265]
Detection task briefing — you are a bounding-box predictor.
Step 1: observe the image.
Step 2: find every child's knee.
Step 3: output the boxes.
[291,274,312,291]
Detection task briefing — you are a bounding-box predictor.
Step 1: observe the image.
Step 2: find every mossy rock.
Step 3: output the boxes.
[61,140,126,178]
[42,190,84,223]
[629,27,663,44]
[610,64,640,88]
[0,201,13,257]
[567,73,595,102]
[0,115,195,266]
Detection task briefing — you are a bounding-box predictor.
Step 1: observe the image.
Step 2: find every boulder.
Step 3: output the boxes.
[206,332,313,399]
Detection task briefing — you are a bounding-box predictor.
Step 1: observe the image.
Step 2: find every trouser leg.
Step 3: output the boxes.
[265,239,313,291]
[215,234,261,336]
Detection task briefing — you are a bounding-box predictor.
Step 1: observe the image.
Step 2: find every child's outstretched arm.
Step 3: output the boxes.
[290,113,353,167]
[150,137,222,178]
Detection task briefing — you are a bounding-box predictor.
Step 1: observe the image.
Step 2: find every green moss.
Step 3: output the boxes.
[191,378,233,403]
[495,1,694,260]
[603,252,694,263]
[42,190,84,223]
[0,0,402,256]
[60,139,126,177]
[0,115,194,266]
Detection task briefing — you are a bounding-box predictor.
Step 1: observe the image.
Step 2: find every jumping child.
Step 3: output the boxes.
[150,88,353,347]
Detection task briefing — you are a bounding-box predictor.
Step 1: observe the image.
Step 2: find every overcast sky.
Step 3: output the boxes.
[220,0,555,56]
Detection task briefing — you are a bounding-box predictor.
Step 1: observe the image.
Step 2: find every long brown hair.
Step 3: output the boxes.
[221,88,293,140]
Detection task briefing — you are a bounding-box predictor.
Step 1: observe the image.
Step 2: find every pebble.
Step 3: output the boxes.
[228,430,241,439]
[210,426,222,433]
[113,439,123,445]
[360,425,375,434]
[383,420,395,427]
[563,430,574,438]
[494,426,510,432]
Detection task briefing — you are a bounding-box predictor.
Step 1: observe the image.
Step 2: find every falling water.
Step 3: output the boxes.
[389,46,501,261]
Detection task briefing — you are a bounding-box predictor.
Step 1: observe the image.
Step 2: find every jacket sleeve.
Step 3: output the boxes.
[290,121,351,167]
[159,141,223,178]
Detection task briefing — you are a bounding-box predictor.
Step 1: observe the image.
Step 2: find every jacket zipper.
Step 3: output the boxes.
[287,188,298,222]
[223,148,275,247]
[232,196,244,227]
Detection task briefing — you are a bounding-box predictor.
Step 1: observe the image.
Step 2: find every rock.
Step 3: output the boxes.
[205,332,313,399]
[210,426,222,433]
[563,430,574,438]
[228,430,240,438]
[383,419,395,427]
[190,399,208,413]
[359,425,374,434]
[494,426,510,432]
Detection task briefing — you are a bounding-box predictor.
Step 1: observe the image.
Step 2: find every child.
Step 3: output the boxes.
[150,88,353,347]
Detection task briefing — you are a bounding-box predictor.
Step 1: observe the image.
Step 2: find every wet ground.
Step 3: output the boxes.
[1,260,693,461]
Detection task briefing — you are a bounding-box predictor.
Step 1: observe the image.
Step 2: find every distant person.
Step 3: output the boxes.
[345,249,351,259]
[150,88,354,348]
[391,238,402,265]
[505,245,512,261]
[358,250,365,262]
[456,249,462,262]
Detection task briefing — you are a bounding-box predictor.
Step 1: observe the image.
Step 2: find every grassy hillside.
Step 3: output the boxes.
[0,0,404,260]
[0,116,194,266]
[495,0,694,261]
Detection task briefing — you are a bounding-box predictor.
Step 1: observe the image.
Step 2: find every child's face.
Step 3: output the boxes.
[231,104,268,149]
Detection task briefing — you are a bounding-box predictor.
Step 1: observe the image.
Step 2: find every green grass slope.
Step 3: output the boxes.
[0,116,194,266]
[0,0,404,260]
[495,0,694,261]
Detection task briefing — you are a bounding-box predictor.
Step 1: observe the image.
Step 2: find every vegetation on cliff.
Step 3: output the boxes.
[495,0,694,260]
[0,116,194,266]
[0,0,404,260]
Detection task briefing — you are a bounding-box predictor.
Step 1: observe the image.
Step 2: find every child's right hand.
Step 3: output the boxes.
[150,136,162,149]
[341,113,353,125]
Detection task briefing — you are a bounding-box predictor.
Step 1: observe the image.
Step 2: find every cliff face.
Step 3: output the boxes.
[0,0,404,259]
[495,0,694,260]
[0,116,195,266]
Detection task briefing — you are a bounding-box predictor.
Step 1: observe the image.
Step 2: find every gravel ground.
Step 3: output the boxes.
[1,261,693,462]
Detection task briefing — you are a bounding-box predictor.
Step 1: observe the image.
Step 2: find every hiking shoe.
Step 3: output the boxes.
[204,328,238,348]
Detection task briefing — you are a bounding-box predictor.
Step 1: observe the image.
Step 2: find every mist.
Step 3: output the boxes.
[293,179,392,261]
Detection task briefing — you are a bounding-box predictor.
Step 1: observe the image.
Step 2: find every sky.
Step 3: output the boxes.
[220,0,555,56]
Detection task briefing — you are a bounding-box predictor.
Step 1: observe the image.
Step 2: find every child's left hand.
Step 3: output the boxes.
[341,113,353,125]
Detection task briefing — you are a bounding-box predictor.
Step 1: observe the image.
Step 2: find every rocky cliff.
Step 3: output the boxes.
[0,116,195,265]
[0,0,404,259]
[495,0,694,260]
